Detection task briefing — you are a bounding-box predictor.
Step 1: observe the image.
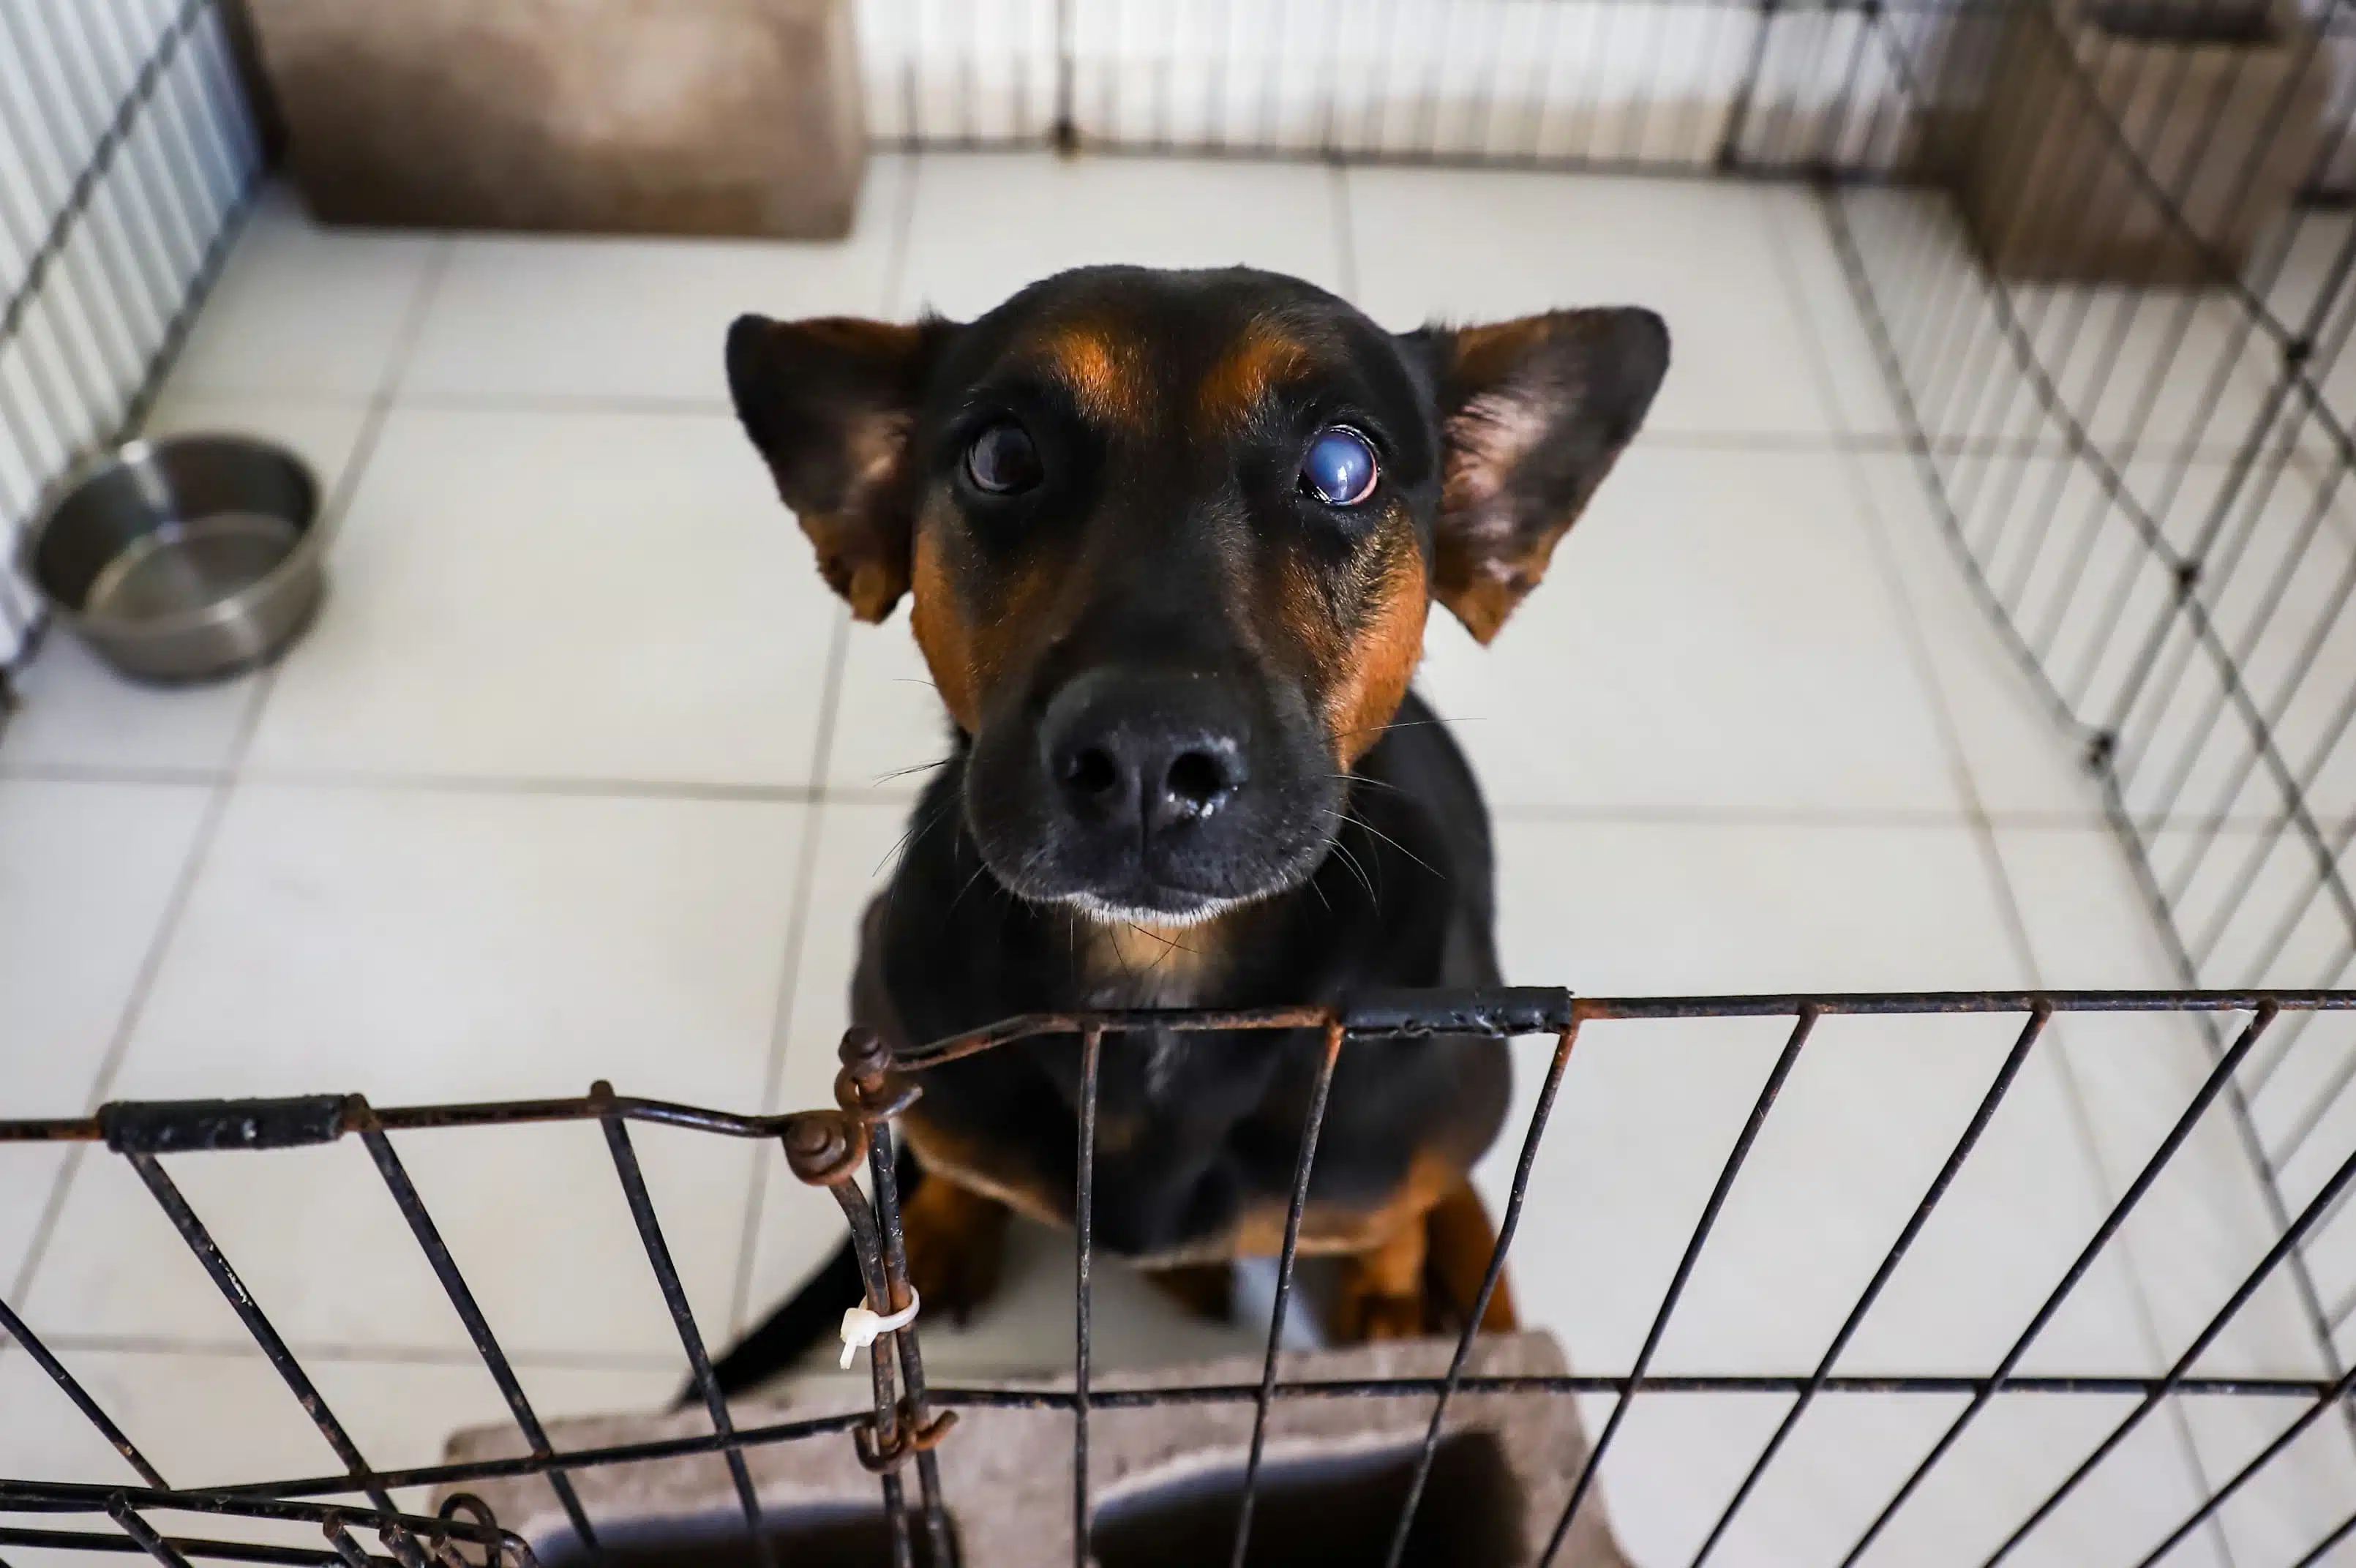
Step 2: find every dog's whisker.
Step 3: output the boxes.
[945,860,994,918]
[871,757,953,784]
[1327,772,1411,799]
[1125,921,1203,969]
[1328,715,1480,743]
[874,794,957,879]
[1324,833,1378,903]
[1343,811,1439,880]
[1317,803,1379,882]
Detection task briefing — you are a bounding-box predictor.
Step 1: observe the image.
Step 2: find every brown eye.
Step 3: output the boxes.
[965,421,1042,495]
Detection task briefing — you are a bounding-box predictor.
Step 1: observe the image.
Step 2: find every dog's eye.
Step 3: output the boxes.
[1299,427,1377,507]
[964,421,1042,495]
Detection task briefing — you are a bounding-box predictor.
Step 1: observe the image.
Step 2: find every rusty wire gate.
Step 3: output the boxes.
[10,989,2356,1568]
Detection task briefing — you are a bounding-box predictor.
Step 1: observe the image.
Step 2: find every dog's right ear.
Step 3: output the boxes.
[726,314,956,623]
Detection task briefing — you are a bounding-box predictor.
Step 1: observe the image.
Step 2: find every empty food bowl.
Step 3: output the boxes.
[18,435,324,682]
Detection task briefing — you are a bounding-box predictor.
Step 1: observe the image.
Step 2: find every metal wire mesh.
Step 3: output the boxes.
[0,0,267,682]
[10,1,2356,1564]
[10,991,2356,1568]
[1823,0,2356,1419]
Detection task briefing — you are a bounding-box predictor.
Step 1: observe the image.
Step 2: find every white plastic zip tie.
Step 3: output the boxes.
[838,1288,920,1370]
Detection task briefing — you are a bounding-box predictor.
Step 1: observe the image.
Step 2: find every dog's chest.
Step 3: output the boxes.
[1074,918,1236,1092]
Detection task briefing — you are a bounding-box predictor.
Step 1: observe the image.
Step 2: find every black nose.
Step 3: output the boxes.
[1043,675,1249,838]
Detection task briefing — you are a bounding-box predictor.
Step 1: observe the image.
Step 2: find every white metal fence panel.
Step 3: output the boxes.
[0,0,263,673]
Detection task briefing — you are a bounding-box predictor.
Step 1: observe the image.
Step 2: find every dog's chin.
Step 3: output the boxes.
[977,841,1329,929]
[1059,890,1254,929]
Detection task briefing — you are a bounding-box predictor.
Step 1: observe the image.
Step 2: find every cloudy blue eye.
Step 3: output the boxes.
[965,421,1041,495]
[1299,426,1378,507]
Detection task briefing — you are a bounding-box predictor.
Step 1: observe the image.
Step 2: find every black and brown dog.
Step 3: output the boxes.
[708,265,1666,1392]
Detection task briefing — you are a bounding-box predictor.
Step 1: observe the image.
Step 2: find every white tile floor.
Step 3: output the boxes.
[5,153,2355,1567]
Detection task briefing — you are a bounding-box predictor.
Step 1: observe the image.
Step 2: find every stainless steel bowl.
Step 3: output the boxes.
[18,435,324,683]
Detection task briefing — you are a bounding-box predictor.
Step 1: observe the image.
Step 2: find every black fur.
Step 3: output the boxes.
[708,691,1508,1395]
[706,268,1665,1395]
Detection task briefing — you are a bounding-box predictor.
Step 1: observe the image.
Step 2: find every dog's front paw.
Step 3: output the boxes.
[898,1175,1009,1325]
[1329,1279,1429,1343]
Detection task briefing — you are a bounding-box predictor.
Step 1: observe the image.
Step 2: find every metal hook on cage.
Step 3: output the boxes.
[781,1108,871,1190]
[793,1027,958,1564]
[852,1396,960,1474]
[781,1106,910,1444]
[424,1494,506,1568]
[449,1497,539,1568]
[834,1025,922,1125]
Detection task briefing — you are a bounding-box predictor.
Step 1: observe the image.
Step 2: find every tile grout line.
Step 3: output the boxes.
[6,233,459,1318]
[1772,184,2240,1567]
[23,1332,686,1374]
[80,375,2297,463]
[727,612,852,1340]
[60,754,2356,831]
[0,762,832,801]
[724,149,926,1340]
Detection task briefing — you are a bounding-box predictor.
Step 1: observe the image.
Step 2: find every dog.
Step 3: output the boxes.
[707,264,1666,1392]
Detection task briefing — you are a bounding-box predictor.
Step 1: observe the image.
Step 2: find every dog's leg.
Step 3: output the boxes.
[1142,1261,1234,1321]
[1329,1209,1431,1343]
[898,1174,1010,1324]
[1422,1177,1518,1334]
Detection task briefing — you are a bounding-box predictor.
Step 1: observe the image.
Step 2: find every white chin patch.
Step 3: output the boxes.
[1064,892,1245,929]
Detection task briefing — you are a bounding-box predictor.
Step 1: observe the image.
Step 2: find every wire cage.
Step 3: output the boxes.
[1818,0,2356,1438]
[10,990,2356,1568]
[0,0,269,680]
[12,0,2356,1565]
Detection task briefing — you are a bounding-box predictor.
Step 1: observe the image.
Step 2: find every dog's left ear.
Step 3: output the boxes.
[1404,308,1668,643]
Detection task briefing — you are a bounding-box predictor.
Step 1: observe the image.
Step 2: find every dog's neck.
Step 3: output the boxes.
[1070,909,1241,1009]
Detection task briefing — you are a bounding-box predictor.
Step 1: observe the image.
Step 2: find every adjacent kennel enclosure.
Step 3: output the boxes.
[15,0,2356,1564]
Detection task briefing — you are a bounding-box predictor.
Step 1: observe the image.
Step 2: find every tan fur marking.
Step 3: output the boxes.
[1425,1177,1519,1332]
[1228,1149,1463,1261]
[908,527,981,732]
[910,498,1065,737]
[1325,533,1431,768]
[1038,323,1148,427]
[1330,1206,1432,1342]
[1194,326,1312,434]
[1078,915,1236,1005]
[897,1172,1010,1318]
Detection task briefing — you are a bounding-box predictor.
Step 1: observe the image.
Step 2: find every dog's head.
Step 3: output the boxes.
[728,267,1665,925]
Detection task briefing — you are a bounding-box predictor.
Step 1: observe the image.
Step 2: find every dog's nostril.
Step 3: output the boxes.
[1064,746,1121,800]
[1165,749,1230,811]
